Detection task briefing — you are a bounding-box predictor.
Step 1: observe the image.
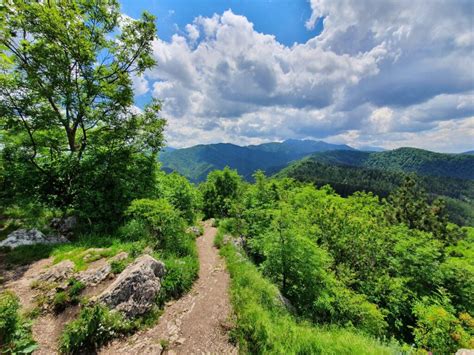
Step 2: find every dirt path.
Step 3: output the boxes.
[101,221,237,355]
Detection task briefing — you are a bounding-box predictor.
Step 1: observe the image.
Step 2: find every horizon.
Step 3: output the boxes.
[121,0,474,153]
[164,138,474,154]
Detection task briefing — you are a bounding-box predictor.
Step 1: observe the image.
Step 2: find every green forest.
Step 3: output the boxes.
[0,1,473,354]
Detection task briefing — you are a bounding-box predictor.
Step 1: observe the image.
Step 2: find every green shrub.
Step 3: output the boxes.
[59,305,134,354]
[110,259,128,274]
[413,295,474,353]
[53,291,69,313]
[0,291,37,354]
[218,242,397,354]
[157,171,201,224]
[117,219,149,241]
[53,279,86,313]
[67,279,86,299]
[157,253,199,306]
[127,198,191,255]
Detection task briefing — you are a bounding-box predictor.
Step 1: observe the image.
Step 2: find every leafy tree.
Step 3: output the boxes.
[157,172,201,224]
[201,167,243,219]
[0,1,164,224]
[413,292,474,353]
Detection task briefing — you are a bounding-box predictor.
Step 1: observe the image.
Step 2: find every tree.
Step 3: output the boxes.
[0,1,164,223]
[157,171,201,224]
[386,176,465,244]
[201,167,243,219]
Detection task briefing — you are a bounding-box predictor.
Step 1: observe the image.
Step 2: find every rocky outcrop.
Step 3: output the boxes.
[50,216,77,238]
[0,229,68,249]
[36,260,75,284]
[96,255,165,318]
[77,252,128,286]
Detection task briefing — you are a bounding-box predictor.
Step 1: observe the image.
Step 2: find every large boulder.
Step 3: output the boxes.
[0,229,68,249]
[96,255,165,318]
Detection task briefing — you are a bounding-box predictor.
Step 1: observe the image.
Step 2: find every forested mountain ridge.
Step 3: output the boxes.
[295,148,474,180]
[276,154,474,226]
[161,142,474,182]
[159,139,354,182]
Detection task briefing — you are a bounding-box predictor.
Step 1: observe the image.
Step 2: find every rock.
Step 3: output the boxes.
[50,216,77,238]
[36,260,75,284]
[77,263,111,286]
[110,252,129,263]
[186,226,202,237]
[77,252,129,286]
[96,255,165,318]
[0,229,68,249]
[456,350,474,355]
[277,291,296,314]
[222,234,245,249]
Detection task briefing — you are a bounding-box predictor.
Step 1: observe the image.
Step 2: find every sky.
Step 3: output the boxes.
[120,0,474,153]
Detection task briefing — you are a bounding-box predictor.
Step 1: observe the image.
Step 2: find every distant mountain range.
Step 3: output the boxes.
[159,139,353,182]
[160,140,474,182]
[160,140,474,225]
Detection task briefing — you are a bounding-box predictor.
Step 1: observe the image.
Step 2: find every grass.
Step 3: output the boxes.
[3,233,148,270]
[215,229,400,354]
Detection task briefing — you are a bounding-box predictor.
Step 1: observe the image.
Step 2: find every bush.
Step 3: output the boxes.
[157,172,201,224]
[59,305,134,354]
[218,242,397,354]
[53,279,86,313]
[127,198,192,256]
[201,167,243,219]
[117,219,149,241]
[0,291,37,354]
[413,295,474,353]
[157,254,199,306]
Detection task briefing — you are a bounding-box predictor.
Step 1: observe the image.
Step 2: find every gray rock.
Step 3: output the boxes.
[456,350,474,355]
[186,226,202,237]
[50,216,77,238]
[222,234,245,249]
[0,229,68,249]
[37,260,75,284]
[277,291,296,314]
[77,252,129,286]
[96,255,165,318]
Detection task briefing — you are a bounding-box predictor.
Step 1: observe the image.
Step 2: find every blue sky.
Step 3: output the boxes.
[120,0,323,46]
[119,0,474,152]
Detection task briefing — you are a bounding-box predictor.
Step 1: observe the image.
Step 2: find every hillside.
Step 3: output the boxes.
[276,156,474,226]
[159,139,353,182]
[304,148,474,180]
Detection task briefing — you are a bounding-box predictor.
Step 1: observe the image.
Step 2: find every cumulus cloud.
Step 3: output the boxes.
[141,2,473,151]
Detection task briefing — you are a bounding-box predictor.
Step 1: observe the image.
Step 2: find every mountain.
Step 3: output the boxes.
[358,146,386,152]
[159,139,354,182]
[463,150,474,155]
[302,148,474,180]
[276,149,474,225]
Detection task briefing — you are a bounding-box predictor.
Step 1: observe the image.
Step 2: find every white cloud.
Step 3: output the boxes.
[140,3,473,151]
[131,74,150,96]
